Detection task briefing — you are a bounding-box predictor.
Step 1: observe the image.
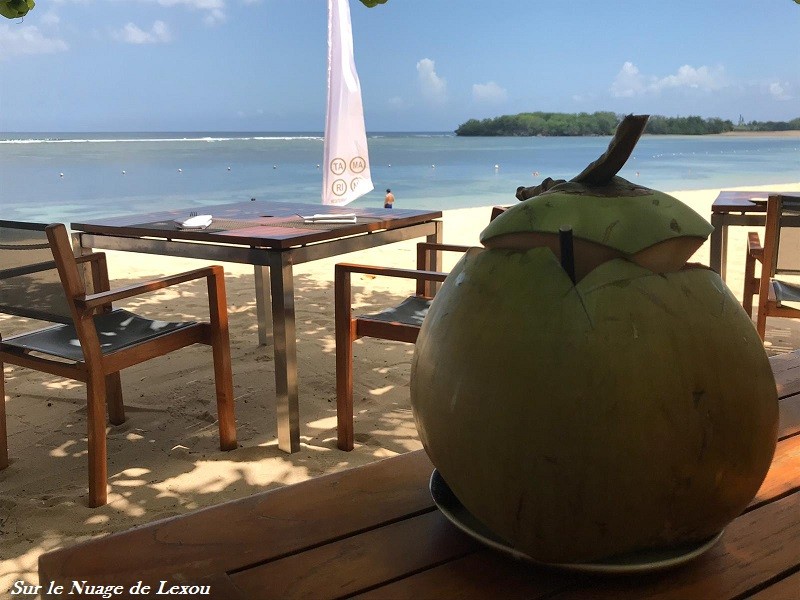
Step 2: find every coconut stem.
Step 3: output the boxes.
[559,226,576,284]
[515,114,649,201]
[571,114,649,186]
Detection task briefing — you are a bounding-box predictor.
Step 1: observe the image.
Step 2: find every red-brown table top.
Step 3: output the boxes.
[71,200,442,250]
[712,190,800,213]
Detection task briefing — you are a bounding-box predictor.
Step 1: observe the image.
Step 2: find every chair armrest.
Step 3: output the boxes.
[416,242,474,254]
[415,242,474,296]
[75,252,111,295]
[335,262,448,284]
[334,263,446,343]
[417,242,473,276]
[74,252,105,265]
[748,232,764,261]
[415,242,474,271]
[76,265,224,311]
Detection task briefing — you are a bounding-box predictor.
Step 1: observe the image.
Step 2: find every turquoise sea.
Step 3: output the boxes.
[1,132,798,222]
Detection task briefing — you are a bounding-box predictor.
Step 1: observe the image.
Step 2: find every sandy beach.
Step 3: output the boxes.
[716,129,800,137]
[2,181,800,596]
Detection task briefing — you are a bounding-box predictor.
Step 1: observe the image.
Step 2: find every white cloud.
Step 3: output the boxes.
[472,81,507,103]
[768,81,791,100]
[416,58,447,104]
[650,65,726,92]
[610,61,646,97]
[151,0,227,25]
[113,21,172,44]
[202,9,226,25]
[572,93,596,103]
[387,96,408,109]
[611,61,727,97]
[41,12,61,26]
[0,24,69,56]
[155,0,224,8]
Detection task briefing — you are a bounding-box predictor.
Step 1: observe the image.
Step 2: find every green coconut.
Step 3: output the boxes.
[411,248,778,563]
[409,115,778,564]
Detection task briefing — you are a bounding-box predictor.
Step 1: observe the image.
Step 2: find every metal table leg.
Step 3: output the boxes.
[254,265,272,346]
[427,220,444,269]
[268,252,300,453]
[710,213,727,280]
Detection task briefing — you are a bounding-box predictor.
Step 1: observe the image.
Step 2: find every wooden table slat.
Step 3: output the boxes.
[549,493,800,600]
[230,510,476,599]
[749,434,800,510]
[350,550,584,600]
[38,451,435,588]
[777,393,800,439]
[747,570,800,600]
[771,351,800,399]
[196,574,247,600]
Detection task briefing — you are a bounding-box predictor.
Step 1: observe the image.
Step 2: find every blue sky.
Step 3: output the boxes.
[1,0,798,132]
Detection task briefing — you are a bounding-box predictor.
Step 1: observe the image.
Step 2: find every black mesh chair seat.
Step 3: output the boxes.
[772,280,800,307]
[2,309,196,362]
[358,295,432,327]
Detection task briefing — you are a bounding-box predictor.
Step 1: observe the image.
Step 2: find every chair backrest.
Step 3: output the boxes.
[771,195,800,275]
[0,221,74,324]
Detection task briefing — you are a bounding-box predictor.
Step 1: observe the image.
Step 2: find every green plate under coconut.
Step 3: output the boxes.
[430,469,724,574]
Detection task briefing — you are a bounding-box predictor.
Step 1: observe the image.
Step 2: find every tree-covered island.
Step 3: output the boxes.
[455,111,800,136]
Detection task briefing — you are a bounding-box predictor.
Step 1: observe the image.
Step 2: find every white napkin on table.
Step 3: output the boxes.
[177,214,213,229]
[301,213,357,224]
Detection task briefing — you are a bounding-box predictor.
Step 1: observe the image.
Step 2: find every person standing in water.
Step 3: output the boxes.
[384,188,395,209]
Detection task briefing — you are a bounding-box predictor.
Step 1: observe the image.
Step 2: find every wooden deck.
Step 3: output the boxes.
[38,352,800,599]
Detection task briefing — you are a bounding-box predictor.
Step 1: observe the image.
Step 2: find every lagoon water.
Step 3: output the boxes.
[1,132,798,222]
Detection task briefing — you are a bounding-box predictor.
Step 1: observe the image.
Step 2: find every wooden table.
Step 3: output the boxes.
[710,190,800,281]
[70,201,442,453]
[39,352,800,599]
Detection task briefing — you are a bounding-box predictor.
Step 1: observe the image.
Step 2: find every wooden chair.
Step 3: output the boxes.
[0,221,237,507]
[334,242,472,450]
[743,194,800,340]
[334,206,512,451]
[490,205,510,221]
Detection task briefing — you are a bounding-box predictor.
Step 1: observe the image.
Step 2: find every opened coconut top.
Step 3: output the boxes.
[480,179,713,255]
[480,115,714,277]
